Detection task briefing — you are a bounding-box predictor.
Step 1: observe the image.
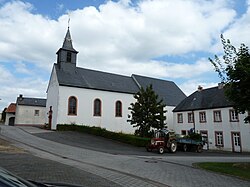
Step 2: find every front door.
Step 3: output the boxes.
[200,131,208,150]
[232,132,241,152]
[8,117,15,126]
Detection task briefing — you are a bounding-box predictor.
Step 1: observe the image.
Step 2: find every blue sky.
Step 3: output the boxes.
[0,0,250,111]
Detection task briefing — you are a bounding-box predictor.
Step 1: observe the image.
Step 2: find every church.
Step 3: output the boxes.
[46,28,186,133]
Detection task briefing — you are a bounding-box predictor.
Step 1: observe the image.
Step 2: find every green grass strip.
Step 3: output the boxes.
[196,162,250,180]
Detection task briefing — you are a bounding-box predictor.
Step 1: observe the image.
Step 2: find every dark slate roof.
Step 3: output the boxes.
[132,74,186,106]
[173,86,233,112]
[55,65,186,106]
[16,96,46,107]
[55,64,139,94]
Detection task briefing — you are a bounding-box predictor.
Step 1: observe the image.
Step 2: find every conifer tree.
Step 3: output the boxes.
[128,85,166,137]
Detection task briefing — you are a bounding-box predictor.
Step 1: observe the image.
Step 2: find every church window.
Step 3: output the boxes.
[66,52,72,62]
[68,96,77,115]
[115,101,122,117]
[94,99,101,116]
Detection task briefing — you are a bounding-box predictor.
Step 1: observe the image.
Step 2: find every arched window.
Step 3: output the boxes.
[68,96,77,115]
[115,101,122,117]
[94,99,101,116]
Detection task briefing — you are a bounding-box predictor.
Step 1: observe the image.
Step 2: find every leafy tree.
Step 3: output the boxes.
[128,84,166,137]
[209,34,250,123]
[1,107,7,122]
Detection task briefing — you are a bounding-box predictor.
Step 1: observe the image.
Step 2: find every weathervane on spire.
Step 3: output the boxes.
[67,12,71,29]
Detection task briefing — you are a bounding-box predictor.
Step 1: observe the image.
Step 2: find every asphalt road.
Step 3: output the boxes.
[35,130,250,157]
[1,126,250,187]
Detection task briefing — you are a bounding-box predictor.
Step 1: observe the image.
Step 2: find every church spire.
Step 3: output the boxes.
[62,27,77,52]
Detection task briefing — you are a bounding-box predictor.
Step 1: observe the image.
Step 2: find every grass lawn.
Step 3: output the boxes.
[196,162,250,180]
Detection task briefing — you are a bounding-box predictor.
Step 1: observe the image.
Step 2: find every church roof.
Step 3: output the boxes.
[132,74,186,106]
[55,64,139,94]
[173,86,233,112]
[16,95,46,107]
[55,64,186,106]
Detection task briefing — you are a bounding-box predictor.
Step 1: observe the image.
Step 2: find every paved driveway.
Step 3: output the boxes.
[35,129,250,157]
[1,126,250,187]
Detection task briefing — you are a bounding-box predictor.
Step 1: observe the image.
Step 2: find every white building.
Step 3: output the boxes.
[173,85,250,152]
[14,94,46,126]
[5,103,16,126]
[46,28,186,133]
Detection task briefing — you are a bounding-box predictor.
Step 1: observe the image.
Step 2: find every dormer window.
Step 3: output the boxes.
[67,52,71,62]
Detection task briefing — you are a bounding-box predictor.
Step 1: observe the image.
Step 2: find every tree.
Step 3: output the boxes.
[209,34,250,123]
[128,84,166,137]
[1,107,7,122]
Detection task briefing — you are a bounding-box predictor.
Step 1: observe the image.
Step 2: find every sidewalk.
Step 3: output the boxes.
[0,138,120,187]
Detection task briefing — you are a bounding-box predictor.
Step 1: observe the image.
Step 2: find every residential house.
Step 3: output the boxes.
[46,28,186,133]
[5,103,16,126]
[173,84,250,152]
[15,95,46,126]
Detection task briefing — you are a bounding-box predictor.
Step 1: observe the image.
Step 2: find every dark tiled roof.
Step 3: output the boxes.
[132,75,186,106]
[55,64,139,94]
[55,65,186,106]
[173,86,233,112]
[16,96,46,107]
[6,103,16,113]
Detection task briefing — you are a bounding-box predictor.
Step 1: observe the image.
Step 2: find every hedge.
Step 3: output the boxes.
[57,124,150,147]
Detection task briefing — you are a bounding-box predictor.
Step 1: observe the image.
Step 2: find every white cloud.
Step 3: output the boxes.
[0,0,248,110]
[179,80,218,96]
[223,3,250,47]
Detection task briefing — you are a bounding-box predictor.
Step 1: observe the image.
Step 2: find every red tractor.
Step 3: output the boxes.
[146,129,177,154]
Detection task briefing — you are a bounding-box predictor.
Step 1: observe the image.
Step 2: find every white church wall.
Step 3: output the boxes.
[46,67,59,129]
[57,86,136,134]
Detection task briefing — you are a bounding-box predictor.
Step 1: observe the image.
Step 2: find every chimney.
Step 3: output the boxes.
[197,85,203,92]
[19,94,23,101]
[218,82,224,89]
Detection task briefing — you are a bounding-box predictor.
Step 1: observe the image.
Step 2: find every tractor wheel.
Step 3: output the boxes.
[183,144,188,152]
[158,147,164,154]
[169,141,177,153]
[196,144,203,153]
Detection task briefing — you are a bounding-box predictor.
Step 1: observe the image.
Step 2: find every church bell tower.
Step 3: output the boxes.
[56,27,78,70]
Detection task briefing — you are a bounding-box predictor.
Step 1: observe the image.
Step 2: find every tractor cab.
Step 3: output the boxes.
[146,128,177,154]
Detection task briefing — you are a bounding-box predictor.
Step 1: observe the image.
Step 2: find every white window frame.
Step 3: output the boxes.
[177,113,183,123]
[229,109,239,122]
[199,112,206,123]
[214,110,222,122]
[188,112,194,123]
[215,131,224,146]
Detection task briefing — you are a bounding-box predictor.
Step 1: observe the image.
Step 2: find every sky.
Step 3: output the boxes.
[0,0,249,111]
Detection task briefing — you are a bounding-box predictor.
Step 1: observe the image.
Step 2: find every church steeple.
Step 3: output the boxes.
[56,27,78,70]
[62,27,77,52]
